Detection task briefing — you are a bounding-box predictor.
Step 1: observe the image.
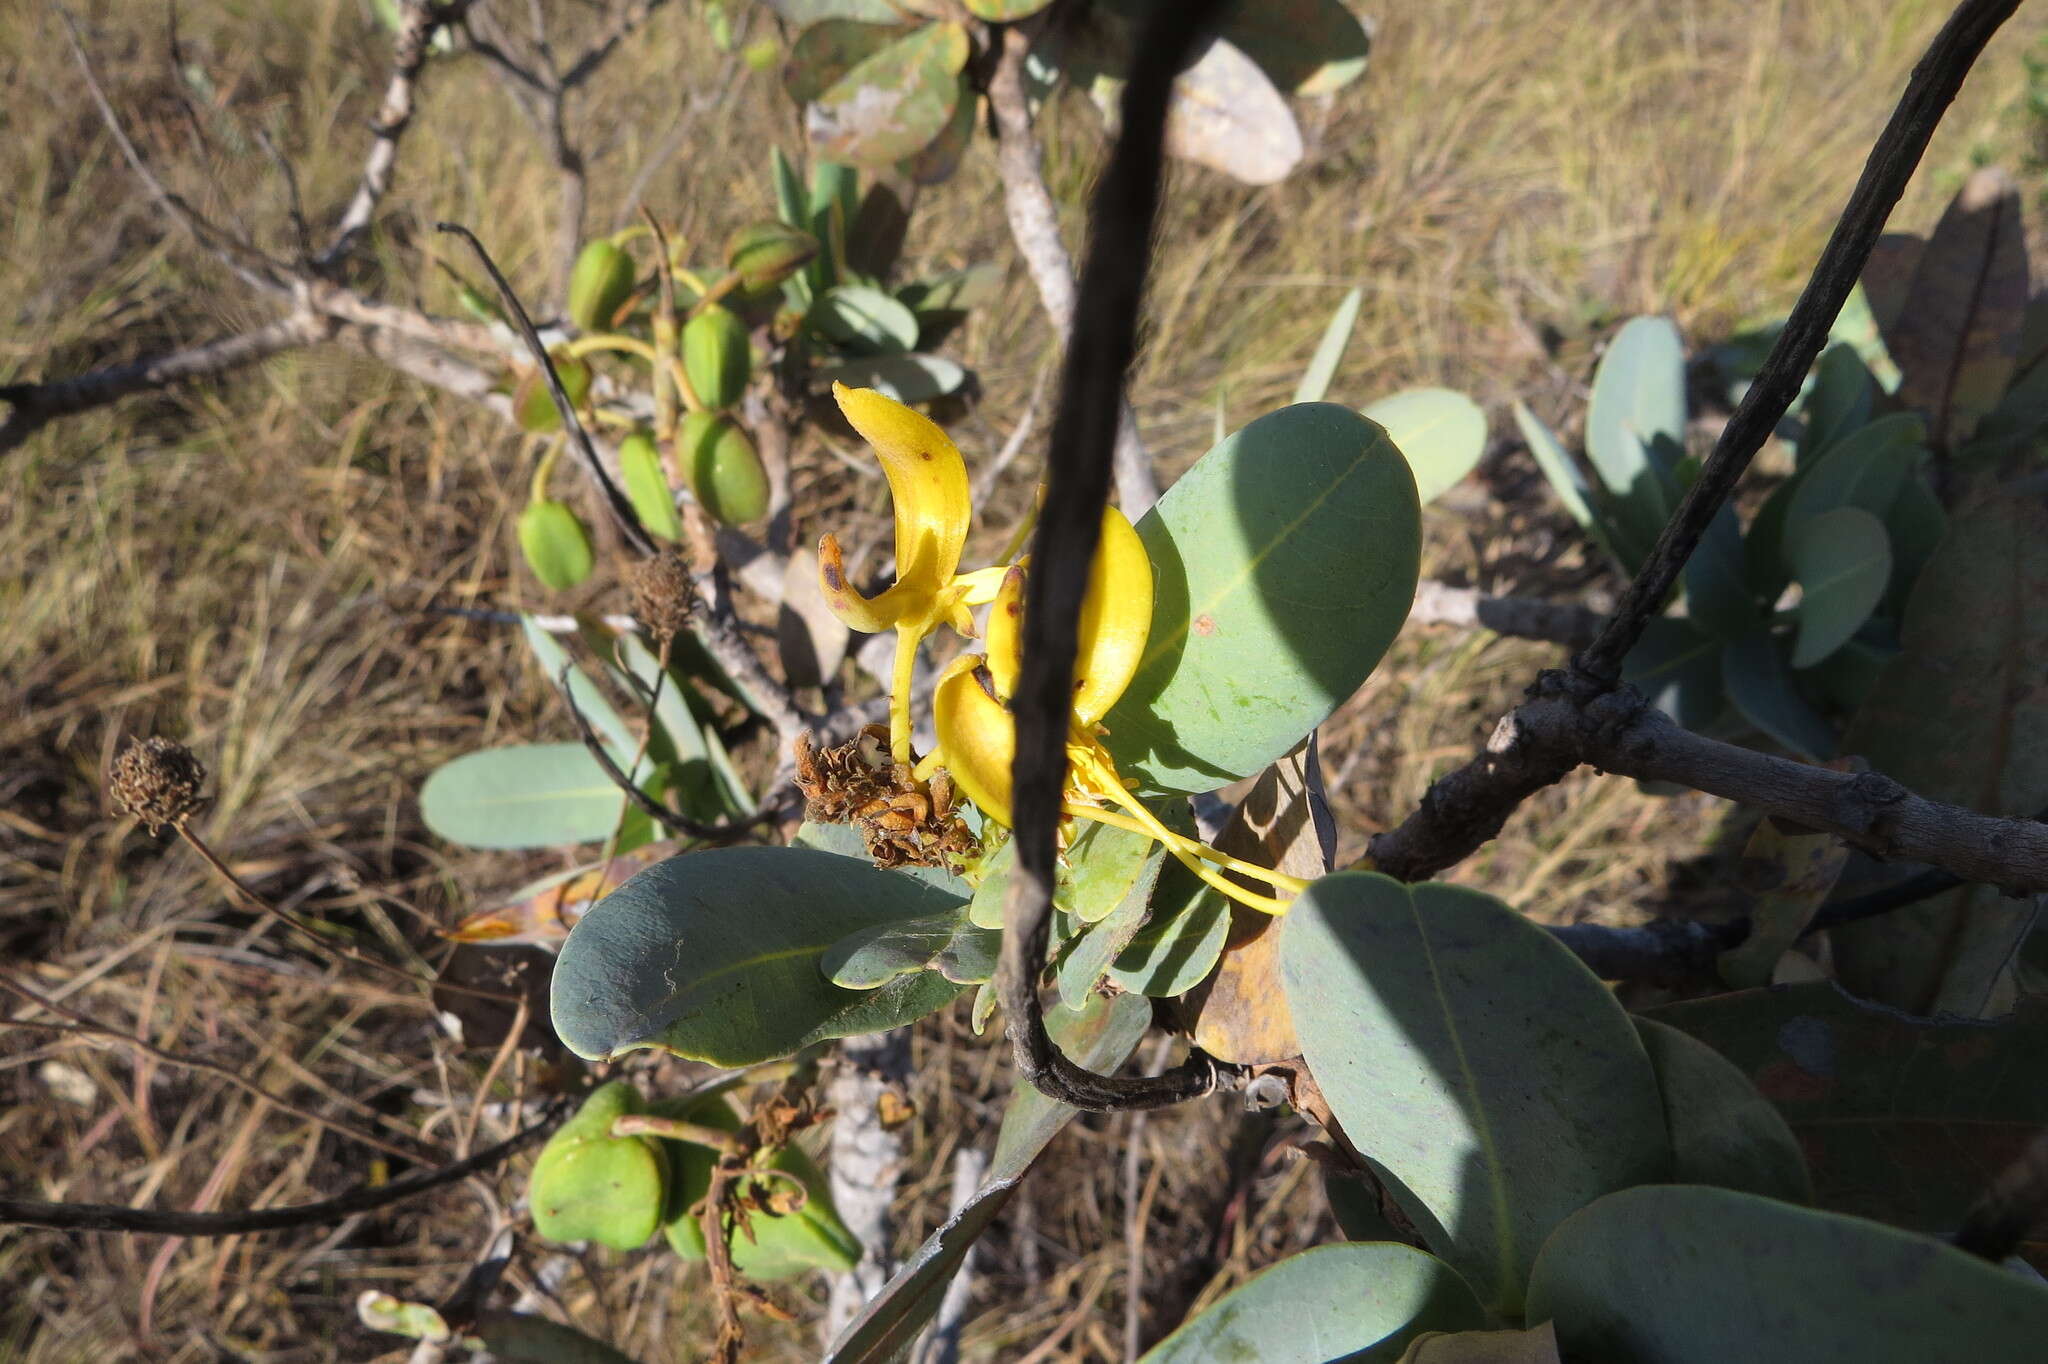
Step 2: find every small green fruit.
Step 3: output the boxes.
[683,304,752,411]
[655,1098,860,1279]
[518,499,595,591]
[567,240,637,332]
[619,432,683,543]
[530,1081,668,1250]
[677,412,770,526]
[725,222,820,292]
[514,355,593,434]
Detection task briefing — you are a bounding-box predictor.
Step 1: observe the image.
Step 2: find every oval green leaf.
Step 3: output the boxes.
[810,283,921,355]
[1586,315,1685,551]
[1632,1017,1812,1205]
[1103,404,1421,794]
[1782,412,1925,548]
[1720,630,1835,760]
[1621,616,1723,732]
[1293,285,1363,404]
[420,743,628,849]
[1789,506,1891,669]
[1219,0,1372,98]
[1280,873,1670,1316]
[1362,387,1487,506]
[550,847,969,1065]
[1527,1185,2048,1363]
[1139,1243,1486,1364]
[805,21,968,167]
[815,353,966,403]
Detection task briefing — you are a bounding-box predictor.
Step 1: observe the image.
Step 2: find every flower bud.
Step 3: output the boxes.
[518,499,595,590]
[682,304,752,411]
[566,239,637,332]
[677,411,769,526]
[724,221,819,291]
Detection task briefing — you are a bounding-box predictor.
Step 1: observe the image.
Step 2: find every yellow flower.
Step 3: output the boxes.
[822,383,1306,914]
[818,383,1003,765]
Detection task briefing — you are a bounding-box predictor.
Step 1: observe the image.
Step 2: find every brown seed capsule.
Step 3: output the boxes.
[791,726,975,869]
[108,737,207,834]
[627,551,698,647]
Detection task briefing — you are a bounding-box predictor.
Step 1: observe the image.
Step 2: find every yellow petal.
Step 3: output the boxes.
[1073,505,1153,725]
[983,564,1027,701]
[931,653,1015,827]
[817,532,913,633]
[833,382,971,609]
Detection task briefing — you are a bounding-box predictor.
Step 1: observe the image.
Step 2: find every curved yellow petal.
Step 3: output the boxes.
[817,532,915,633]
[983,565,1027,702]
[1073,506,1153,725]
[931,654,1015,827]
[833,382,971,612]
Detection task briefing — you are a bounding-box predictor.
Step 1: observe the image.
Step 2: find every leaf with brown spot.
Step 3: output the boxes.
[1183,741,1335,1065]
[1881,168,2029,449]
[803,22,969,168]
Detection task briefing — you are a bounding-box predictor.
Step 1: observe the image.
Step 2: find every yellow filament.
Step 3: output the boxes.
[562,332,659,363]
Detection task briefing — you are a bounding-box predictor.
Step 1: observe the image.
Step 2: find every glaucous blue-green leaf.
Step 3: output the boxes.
[1293,285,1362,404]
[810,283,921,355]
[1107,863,1231,998]
[1632,1017,1811,1205]
[1799,344,1877,464]
[1514,400,1628,570]
[815,352,965,402]
[421,743,629,849]
[1104,404,1421,793]
[1056,846,1167,1008]
[823,992,1150,1363]
[1281,873,1670,1316]
[522,616,641,768]
[1883,474,1946,613]
[1622,616,1723,732]
[551,848,968,1065]
[823,905,997,987]
[1782,413,1924,547]
[1363,387,1487,506]
[1586,316,1686,552]
[1836,485,2048,1017]
[472,1313,638,1364]
[1527,1185,2048,1363]
[1789,507,1891,669]
[1684,506,1757,641]
[1721,630,1835,760]
[1138,1243,1486,1364]
[804,21,968,167]
[772,144,809,232]
[1648,984,2048,1231]
[1219,0,1373,97]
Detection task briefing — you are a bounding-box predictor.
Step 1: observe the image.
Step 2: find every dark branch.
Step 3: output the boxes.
[0,1105,560,1236]
[1372,0,2025,884]
[556,665,773,841]
[999,0,1233,1114]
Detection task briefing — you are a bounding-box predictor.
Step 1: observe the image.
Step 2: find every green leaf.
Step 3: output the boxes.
[1647,984,2048,1233]
[767,0,907,22]
[529,1081,667,1250]
[472,1313,639,1364]
[618,432,682,542]
[1280,873,1670,1315]
[1219,0,1372,97]
[1684,506,1758,641]
[782,19,905,106]
[815,353,966,403]
[1882,167,2029,450]
[659,1097,860,1278]
[805,22,969,167]
[962,0,1053,23]
[518,500,595,590]
[1293,286,1363,404]
[1631,1017,1811,1205]
[823,905,996,988]
[1835,485,2048,1015]
[1055,847,1165,1007]
[823,992,1150,1363]
[1788,506,1891,669]
[1513,401,1629,570]
[1104,404,1421,794]
[1586,316,1687,554]
[1799,344,1877,465]
[1720,630,1835,760]
[420,743,629,849]
[1527,1185,2048,1363]
[521,616,641,766]
[1883,474,1947,614]
[550,848,969,1065]
[771,145,808,231]
[968,818,1161,929]
[1781,412,1925,549]
[1363,387,1487,505]
[810,283,921,354]
[897,76,974,184]
[1138,1244,1486,1364]
[1621,617,1723,732]
[1106,861,1231,998]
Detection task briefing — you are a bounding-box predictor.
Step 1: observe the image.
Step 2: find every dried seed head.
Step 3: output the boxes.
[627,550,698,645]
[791,726,976,870]
[109,737,207,834]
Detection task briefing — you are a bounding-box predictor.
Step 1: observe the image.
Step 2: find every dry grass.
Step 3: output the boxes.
[4,0,2046,1359]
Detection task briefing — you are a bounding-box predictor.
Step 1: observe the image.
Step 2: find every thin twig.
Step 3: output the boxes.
[557,664,773,840]
[1370,0,2025,885]
[0,1105,561,1236]
[1000,0,1233,1115]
